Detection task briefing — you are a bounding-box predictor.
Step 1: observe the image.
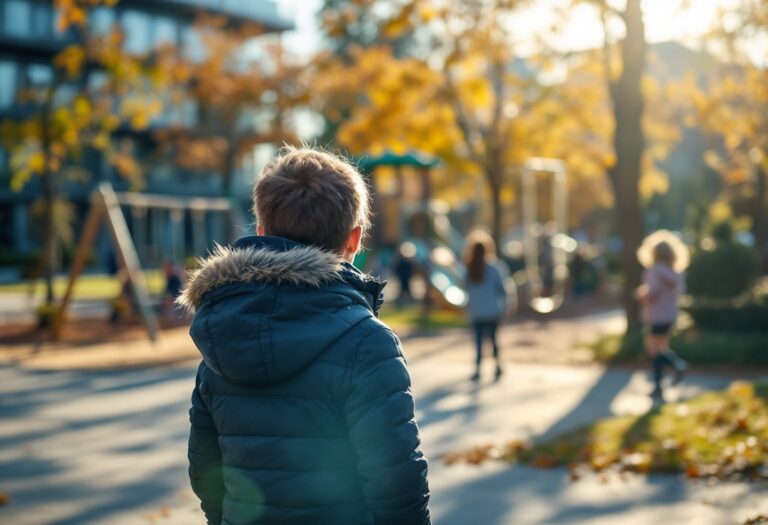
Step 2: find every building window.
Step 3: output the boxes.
[154,16,178,47]
[30,1,53,37]
[3,0,32,37]
[182,25,206,62]
[0,145,8,171]
[53,82,78,106]
[89,6,115,37]
[0,61,18,108]
[25,63,53,88]
[88,71,109,91]
[122,10,152,55]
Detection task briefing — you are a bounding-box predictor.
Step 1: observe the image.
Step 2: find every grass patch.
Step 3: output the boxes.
[0,272,165,301]
[445,381,768,481]
[586,329,768,366]
[379,304,465,332]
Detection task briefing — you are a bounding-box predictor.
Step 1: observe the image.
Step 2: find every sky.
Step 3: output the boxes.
[274,0,745,57]
[275,0,323,56]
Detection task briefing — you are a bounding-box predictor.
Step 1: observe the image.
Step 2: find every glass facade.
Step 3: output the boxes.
[154,16,178,47]
[0,1,61,40]
[0,0,288,254]
[89,7,115,37]
[122,11,183,54]
[122,10,152,54]
[181,25,206,62]
[0,60,18,108]
[3,0,32,37]
[87,71,109,91]
[25,63,53,88]
[52,83,78,106]
[30,1,53,38]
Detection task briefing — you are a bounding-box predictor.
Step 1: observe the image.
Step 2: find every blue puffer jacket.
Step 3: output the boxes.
[178,236,430,525]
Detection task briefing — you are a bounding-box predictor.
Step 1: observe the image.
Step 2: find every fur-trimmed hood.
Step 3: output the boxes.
[180,236,386,385]
[177,239,345,312]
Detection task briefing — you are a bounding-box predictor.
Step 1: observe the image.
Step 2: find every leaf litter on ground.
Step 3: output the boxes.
[443,381,768,482]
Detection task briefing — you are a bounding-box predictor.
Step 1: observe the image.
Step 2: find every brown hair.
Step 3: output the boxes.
[467,242,486,283]
[464,228,496,283]
[253,147,371,252]
[653,241,676,267]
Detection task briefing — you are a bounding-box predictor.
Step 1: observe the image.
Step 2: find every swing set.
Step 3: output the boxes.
[52,182,235,341]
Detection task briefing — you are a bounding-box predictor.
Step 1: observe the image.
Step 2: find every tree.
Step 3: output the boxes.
[593,0,648,330]
[154,15,304,201]
[695,0,768,270]
[315,0,600,246]
[315,1,688,329]
[555,0,674,329]
[0,0,168,316]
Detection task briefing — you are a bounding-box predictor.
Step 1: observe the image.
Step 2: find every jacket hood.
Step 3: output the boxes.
[178,236,386,385]
[177,236,344,312]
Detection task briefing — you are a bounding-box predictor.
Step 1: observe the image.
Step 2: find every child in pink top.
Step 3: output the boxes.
[635,232,689,401]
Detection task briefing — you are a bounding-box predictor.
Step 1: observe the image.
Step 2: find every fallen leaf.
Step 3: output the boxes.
[534,455,555,469]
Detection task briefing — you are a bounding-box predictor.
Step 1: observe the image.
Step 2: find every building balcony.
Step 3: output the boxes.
[122,0,293,31]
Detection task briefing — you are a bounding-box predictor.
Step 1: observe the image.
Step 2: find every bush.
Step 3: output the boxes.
[35,303,57,328]
[0,245,92,279]
[684,299,768,333]
[687,241,759,299]
[687,221,760,300]
[683,278,768,333]
[0,249,40,278]
[587,328,768,366]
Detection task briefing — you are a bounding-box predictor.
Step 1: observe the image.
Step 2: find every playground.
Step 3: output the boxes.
[2,0,768,520]
[2,148,768,524]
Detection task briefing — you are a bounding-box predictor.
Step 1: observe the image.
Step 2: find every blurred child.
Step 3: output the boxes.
[393,245,415,308]
[635,230,689,402]
[160,260,184,318]
[464,229,508,381]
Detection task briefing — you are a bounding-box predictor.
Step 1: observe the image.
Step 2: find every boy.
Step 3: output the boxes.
[178,147,431,525]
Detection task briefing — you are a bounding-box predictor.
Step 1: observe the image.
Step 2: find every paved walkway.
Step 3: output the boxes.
[1,312,766,524]
[0,293,109,324]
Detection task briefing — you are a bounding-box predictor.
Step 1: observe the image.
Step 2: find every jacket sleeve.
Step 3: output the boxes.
[500,266,518,316]
[189,363,225,525]
[495,265,508,307]
[344,327,431,525]
[646,268,664,300]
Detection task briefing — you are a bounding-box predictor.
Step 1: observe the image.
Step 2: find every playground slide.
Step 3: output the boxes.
[405,209,519,310]
[404,238,467,308]
[402,210,470,308]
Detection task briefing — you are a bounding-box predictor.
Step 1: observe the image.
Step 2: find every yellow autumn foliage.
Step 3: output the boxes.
[314,0,697,235]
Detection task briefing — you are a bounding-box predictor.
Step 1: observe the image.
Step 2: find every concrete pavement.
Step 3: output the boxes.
[1,312,767,524]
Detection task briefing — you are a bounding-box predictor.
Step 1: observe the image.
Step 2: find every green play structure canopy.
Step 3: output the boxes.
[356,151,440,171]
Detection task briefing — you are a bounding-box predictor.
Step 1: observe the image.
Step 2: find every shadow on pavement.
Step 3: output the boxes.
[537,368,634,442]
[0,365,196,524]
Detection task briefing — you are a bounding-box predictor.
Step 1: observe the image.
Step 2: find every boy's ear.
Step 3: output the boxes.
[344,226,363,261]
[257,224,264,236]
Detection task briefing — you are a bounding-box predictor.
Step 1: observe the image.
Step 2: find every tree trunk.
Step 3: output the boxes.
[221,136,243,241]
[609,0,647,331]
[221,139,238,198]
[488,175,503,253]
[482,139,505,253]
[41,164,55,306]
[40,86,56,308]
[754,164,767,273]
